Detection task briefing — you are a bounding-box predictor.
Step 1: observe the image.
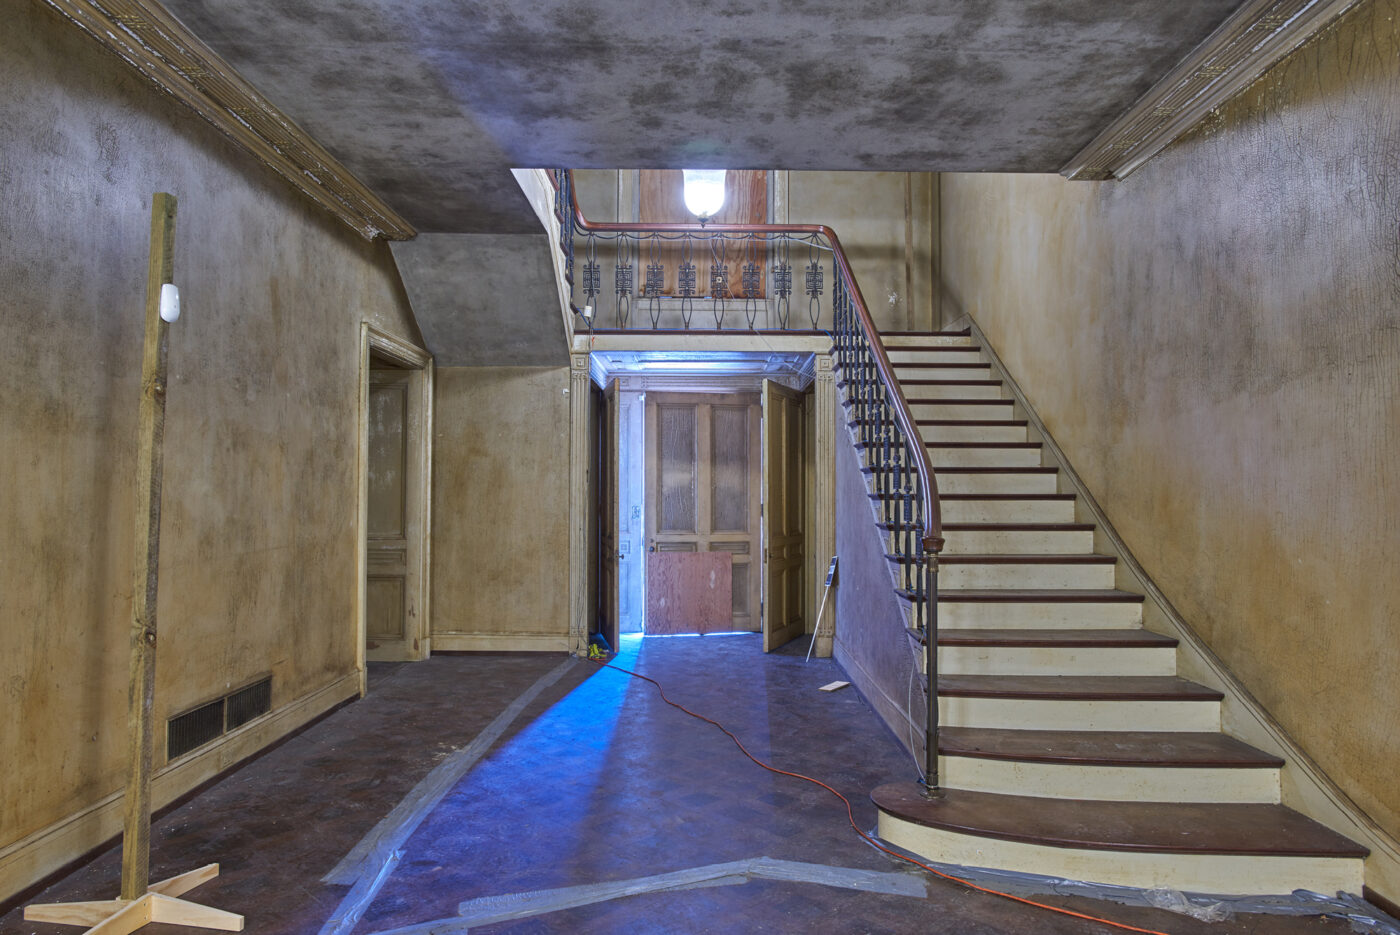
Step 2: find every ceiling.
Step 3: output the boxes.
[159,0,1245,233]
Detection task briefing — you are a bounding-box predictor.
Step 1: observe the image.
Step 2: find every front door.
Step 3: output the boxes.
[644,392,762,633]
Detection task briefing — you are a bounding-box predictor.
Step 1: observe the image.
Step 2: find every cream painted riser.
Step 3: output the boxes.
[937,600,1143,628]
[878,819,1364,896]
[939,696,1221,732]
[939,561,1115,590]
[939,645,1176,677]
[940,756,1280,804]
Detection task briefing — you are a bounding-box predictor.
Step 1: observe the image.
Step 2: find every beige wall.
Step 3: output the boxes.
[1,1,421,889]
[788,171,938,333]
[939,0,1400,842]
[431,367,572,646]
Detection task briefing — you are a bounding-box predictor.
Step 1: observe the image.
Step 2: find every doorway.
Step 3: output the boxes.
[357,326,433,688]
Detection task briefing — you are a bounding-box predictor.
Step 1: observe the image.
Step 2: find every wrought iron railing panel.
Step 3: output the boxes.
[551,170,945,792]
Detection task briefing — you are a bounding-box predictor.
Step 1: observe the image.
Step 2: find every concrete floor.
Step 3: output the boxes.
[1,635,1376,934]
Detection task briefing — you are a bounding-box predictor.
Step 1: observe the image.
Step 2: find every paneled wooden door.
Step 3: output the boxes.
[762,380,805,652]
[644,392,762,633]
[366,366,421,661]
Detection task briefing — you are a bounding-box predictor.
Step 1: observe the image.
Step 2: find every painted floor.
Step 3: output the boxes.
[2,635,1379,934]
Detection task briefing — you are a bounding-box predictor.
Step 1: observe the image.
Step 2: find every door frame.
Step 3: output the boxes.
[355,323,434,694]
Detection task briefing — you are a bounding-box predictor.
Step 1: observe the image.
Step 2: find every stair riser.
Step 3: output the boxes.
[876,818,1364,895]
[940,529,1094,554]
[940,757,1281,804]
[933,473,1057,495]
[938,645,1176,677]
[940,697,1220,732]
[880,334,974,348]
[894,365,994,381]
[886,349,982,364]
[921,424,1027,443]
[939,563,1115,590]
[942,500,1076,524]
[910,402,1015,420]
[906,384,1005,400]
[929,448,1043,468]
[938,601,1143,629]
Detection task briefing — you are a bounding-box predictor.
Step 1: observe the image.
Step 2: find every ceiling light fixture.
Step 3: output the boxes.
[682,169,726,224]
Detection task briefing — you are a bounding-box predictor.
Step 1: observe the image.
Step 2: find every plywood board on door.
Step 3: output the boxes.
[645,552,733,635]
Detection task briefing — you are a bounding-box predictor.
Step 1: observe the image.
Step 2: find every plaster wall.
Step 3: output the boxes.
[939,0,1400,843]
[430,367,572,648]
[788,171,938,334]
[0,0,421,890]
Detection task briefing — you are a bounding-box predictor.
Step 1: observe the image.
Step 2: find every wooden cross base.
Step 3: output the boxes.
[24,863,243,934]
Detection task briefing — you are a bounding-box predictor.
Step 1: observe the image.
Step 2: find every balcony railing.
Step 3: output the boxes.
[551,169,946,793]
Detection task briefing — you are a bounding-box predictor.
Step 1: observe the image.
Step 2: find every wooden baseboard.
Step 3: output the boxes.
[0,671,359,906]
[431,633,572,653]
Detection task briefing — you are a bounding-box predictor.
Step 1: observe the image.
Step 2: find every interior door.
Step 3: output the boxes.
[762,379,806,652]
[366,366,415,660]
[645,392,762,633]
[599,380,621,650]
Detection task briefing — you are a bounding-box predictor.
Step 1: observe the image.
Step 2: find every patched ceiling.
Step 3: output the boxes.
[159,0,1245,233]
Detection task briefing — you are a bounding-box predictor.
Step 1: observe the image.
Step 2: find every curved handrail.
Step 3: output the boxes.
[552,170,943,556]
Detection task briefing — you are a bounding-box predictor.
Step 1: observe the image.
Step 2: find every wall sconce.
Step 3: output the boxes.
[682,169,727,223]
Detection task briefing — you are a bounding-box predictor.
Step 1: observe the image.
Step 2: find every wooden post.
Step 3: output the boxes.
[121,192,177,900]
[27,193,242,934]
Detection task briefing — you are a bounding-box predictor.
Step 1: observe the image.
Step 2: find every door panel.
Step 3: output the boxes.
[763,380,806,652]
[367,369,414,658]
[645,392,761,633]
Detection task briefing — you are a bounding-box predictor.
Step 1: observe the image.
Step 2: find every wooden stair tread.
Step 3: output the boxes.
[880,328,972,336]
[871,492,1072,502]
[938,588,1145,602]
[937,628,1174,647]
[925,441,1041,449]
[939,554,1113,565]
[937,727,1283,768]
[938,674,1222,701]
[873,785,1367,857]
[906,398,1014,405]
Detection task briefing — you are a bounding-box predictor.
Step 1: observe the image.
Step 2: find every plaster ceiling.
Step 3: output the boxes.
[158,0,1246,234]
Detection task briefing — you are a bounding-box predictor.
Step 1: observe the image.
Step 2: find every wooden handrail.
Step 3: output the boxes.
[553,171,943,555]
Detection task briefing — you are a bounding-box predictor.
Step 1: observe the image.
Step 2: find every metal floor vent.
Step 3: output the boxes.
[166,676,272,762]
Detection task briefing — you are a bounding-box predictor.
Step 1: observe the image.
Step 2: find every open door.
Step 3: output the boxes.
[599,379,621,651]
[762,380,805,652]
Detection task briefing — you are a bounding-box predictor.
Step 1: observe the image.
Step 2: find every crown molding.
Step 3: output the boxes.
[1062,0,1364,181]
[41,0,416,241]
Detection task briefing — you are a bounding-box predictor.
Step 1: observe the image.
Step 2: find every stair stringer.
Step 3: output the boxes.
[829,408,928,768]
[964,314,1400,906]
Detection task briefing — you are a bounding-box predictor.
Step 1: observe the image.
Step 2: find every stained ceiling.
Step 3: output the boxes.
[159,0,1245,233]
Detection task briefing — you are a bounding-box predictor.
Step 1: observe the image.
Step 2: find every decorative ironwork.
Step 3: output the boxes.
[804,260,824,297]
[678,262,697,297]
[644,263,664,298]
[741,262,761,297]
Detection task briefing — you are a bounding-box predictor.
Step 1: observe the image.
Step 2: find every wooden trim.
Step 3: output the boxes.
[39,0,415,241]
[357,325,434,682]
[1364,886,1400,923]
[1062,0,1365,181]
[0,672,358,906]
[431,634,572,653]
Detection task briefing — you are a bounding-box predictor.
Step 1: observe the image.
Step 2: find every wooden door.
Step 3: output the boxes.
[645,392,762,632]
[762,380,805,652]
[366,367,416,660]
[599,380,621,650]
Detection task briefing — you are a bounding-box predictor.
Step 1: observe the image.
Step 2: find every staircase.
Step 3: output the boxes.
[850,328,1367,895]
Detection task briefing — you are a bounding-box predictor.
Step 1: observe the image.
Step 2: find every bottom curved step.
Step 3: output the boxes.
[873,783,1366,895]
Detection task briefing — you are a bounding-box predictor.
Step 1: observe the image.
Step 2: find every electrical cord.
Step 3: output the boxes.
[589,657,1173,935]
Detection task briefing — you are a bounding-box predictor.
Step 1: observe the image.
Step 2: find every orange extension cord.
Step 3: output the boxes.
[590,657,1173,935]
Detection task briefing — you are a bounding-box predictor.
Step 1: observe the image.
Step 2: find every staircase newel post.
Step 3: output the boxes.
[922,534,944,797]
